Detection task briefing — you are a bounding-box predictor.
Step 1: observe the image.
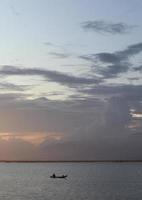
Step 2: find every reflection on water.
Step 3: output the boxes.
[0,162,142,199]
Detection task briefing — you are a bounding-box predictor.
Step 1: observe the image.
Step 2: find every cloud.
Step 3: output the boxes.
[40,136,142,160]
[81,84,142,101]
[0,93,26,103]
[0,44,141,160]
[99,64,129,78]
[37,84,142,160]
[134,65,142,71]
[80,43,142,63]
[95,43,142,63]
[80,43,142,78]
[93,53,121,63]
[0,65,102,86]
[44,42,54,46]
[48,52,71,59]
[0,138,43,161]
[43,42,62,48]
[128,77,140,81]
[79,84,142,133]
[131,112,142,120]
[0,82,28,91]
[120,43,142,58]
[10,4,21,16]
[81,20,136,35]
[0,82,141,160]
[0,84,140,133]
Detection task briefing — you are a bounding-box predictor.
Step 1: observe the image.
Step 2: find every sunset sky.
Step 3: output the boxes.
[0,0,142,160]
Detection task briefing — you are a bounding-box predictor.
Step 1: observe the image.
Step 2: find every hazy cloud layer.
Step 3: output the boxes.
[81,84,142,102]
[81,20,136,35]
[0,84,141,130]
[0,82,141,160]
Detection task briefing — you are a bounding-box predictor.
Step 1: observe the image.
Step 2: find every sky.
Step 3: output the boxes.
[0,0,142,160]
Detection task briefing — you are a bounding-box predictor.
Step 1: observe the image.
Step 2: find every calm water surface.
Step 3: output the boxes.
[0,162,142,199]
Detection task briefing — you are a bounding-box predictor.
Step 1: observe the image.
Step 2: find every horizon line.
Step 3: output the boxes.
[1,160,142,163]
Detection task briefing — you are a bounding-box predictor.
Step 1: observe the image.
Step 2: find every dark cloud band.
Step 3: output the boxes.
[81,20,136,35]
[0,65,102,86]
[80,43,142,78]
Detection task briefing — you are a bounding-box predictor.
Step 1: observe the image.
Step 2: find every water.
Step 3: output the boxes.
[0,162,142,199]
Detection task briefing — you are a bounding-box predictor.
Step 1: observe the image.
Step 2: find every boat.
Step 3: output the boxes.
[50,175,68,178]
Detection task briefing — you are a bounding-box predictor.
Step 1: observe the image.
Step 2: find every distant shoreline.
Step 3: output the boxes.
[1,160,142,163]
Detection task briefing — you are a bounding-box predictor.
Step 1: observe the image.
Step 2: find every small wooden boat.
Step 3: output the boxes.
[50,175,68,178]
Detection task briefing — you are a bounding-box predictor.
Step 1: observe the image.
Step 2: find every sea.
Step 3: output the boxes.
[0,162,142,200]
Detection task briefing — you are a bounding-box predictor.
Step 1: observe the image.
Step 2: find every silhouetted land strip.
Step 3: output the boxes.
[1,160,142,163]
